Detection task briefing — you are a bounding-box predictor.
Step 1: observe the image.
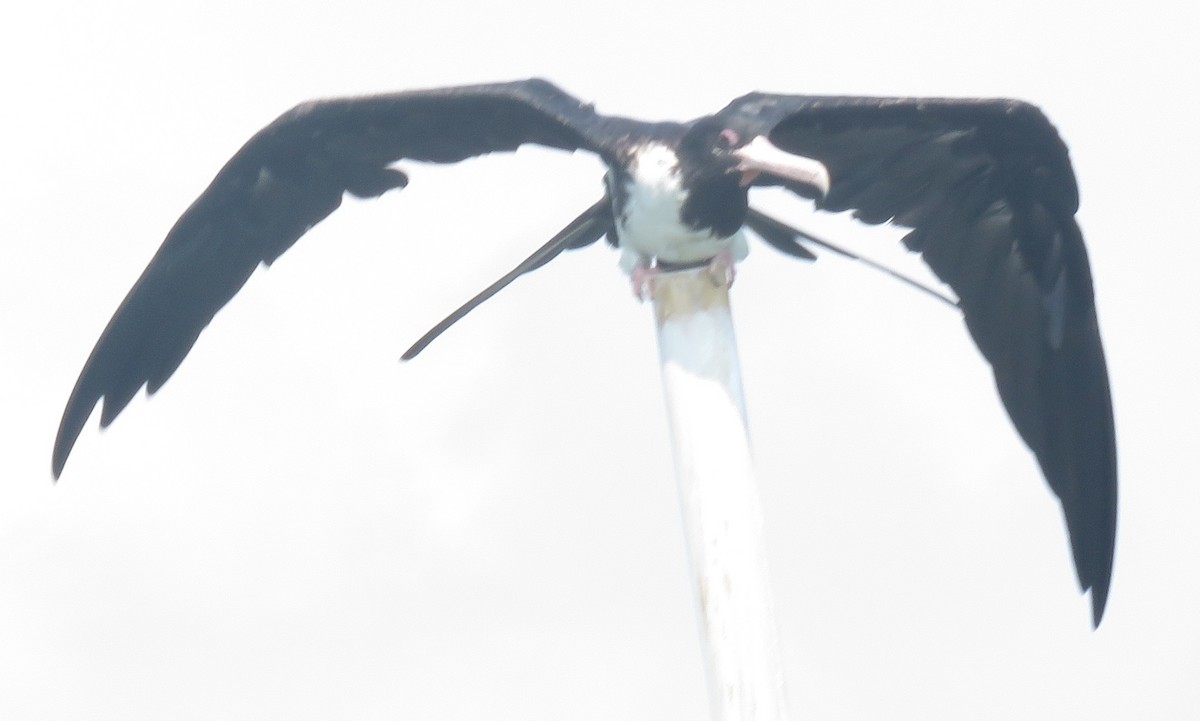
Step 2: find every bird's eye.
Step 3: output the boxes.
[718,128,740,148]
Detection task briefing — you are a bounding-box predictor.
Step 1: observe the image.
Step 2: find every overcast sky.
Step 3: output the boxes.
[3,1,1198,719]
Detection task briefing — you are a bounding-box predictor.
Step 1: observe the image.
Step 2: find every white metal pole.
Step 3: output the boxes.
[651,268,791,721]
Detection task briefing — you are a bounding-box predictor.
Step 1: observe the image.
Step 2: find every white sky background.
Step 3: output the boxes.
[2,1,1197,719]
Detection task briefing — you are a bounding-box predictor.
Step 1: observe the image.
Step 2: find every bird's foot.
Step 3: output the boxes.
[631,263,661,302]
[706,249,737,288]
[630,252,736,301]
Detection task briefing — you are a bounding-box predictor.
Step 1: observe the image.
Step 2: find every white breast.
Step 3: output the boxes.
[615,143,747,274]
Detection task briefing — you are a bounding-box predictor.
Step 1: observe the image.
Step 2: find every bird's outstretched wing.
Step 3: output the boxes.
[52,79,614,478]
[719,94,1116,625]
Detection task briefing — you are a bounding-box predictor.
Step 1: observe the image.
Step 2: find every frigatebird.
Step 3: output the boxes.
[51,79,1116,625]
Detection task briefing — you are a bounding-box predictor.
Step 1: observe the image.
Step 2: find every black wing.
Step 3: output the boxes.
[53,79,615,478]
[719,94,1116,625]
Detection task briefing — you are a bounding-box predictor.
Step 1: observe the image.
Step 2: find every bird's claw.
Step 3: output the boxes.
[706,250,737,289]
[631,264,660,302]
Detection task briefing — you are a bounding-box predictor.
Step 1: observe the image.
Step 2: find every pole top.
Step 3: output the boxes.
[652,268,732,325]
